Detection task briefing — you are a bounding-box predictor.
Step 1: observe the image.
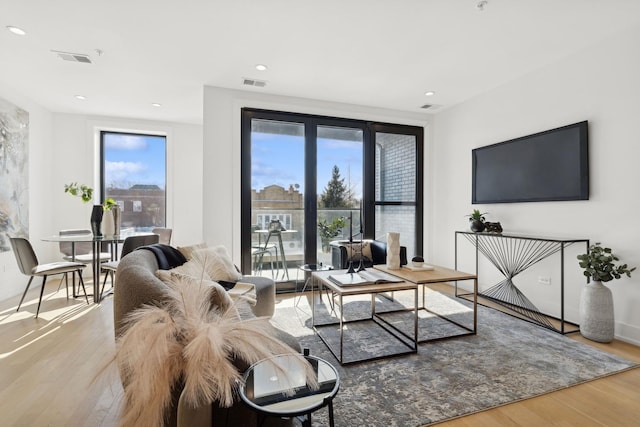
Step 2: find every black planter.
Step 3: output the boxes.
[470,219,485,232]
[90,205,104,237]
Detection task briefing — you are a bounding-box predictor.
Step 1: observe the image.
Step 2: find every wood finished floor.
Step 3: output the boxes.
[1,279,639,426]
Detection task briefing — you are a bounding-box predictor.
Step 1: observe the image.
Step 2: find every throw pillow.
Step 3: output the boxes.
[192,246,243,283]
[157,259,212,282]
[342,241,373,263]
[176,242,208,260]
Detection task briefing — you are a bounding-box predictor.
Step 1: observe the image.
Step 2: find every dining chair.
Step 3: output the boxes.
[100,234,160,299]
[10,237,89,318]
[152,227,172,245]
[58,229,112,295]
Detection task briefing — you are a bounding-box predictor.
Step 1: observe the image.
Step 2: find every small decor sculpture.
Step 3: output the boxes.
[484,221,503,233]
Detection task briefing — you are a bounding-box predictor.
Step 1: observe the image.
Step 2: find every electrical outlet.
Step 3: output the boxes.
[538,276,551,285]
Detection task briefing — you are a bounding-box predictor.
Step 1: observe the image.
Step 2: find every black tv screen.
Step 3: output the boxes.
[472,121,589,204]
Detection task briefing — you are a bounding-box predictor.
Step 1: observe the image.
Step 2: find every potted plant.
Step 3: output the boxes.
[318,216,346,252]
[466,209,488,232]
[577,243,635,342]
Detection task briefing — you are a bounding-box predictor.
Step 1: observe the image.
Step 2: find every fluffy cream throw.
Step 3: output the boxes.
[115,274,312,427]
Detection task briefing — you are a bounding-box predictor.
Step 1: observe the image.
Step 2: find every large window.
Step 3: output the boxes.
[241,109,423,289]
[100,131,167,232]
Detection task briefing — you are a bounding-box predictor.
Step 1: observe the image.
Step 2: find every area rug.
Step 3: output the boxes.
[270,291,637,427]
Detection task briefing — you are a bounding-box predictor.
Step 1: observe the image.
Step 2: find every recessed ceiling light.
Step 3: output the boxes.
[151,103,162,107]
[255,64,268,71]
[425,91,436,96]
[74,95,86,100]
[6,26,26,36]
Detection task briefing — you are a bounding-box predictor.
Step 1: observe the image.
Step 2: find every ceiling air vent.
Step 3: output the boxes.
[242,77,267,88]
[420,104,442,110]
[52,50,93,64]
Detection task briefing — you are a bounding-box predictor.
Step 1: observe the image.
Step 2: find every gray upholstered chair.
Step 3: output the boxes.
[10,237,89,318]
[152,227,173,245]
[58,229,112,263]
[100,233,160,299]
[59,229,112,295]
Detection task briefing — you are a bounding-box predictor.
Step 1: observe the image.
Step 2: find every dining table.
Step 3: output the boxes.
[42,231,153,303]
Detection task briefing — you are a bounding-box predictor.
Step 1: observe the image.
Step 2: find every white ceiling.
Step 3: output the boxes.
[2,0,640,125]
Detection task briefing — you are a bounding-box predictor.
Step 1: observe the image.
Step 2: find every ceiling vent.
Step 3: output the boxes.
[242,77,267,88]
[52,50,92,64]
[420,104,442,110]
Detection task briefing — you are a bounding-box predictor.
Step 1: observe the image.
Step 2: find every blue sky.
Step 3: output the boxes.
[103,133,166,189]
[252,133,363,198]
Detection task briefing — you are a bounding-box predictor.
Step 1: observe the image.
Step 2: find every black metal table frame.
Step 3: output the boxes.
[312,272,418,365]
[371,265,478,343]
[455,231,589,334]
[415,277,478,342]
[240,352,339,427]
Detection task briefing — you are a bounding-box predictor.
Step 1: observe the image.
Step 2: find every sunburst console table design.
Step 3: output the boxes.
[455,231,589,334]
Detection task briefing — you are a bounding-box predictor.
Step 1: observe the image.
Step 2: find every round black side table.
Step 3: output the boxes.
[240,351,339,427]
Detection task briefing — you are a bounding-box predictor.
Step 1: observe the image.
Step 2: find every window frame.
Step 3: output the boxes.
[240,108,423,278]
[99,130,168,230]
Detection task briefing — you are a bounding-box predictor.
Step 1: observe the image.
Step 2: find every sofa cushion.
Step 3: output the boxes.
[176,242,208,260]
[192,246,243,282]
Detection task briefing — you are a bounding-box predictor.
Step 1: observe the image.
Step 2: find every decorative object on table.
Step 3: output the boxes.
[114,273,315,426]
[484,221,503,233]
[386,232,401,270]
[577,242,635,343]
[318,216,346,253]
[112,203,121,236]
[64,182,93,203]
[101,198,121,236]
[411,256,424,267]
[90,204,103,237]
[466,209,487,232]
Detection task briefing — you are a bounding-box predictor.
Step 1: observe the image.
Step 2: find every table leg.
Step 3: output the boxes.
[93,240,101,303]
[328,400,335,427]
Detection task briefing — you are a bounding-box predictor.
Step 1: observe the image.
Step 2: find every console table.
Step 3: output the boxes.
[455,231,589,334]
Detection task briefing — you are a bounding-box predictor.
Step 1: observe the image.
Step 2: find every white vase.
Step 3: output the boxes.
[579,280,615,343]
[102,209,115,236]
[386,232,401,270]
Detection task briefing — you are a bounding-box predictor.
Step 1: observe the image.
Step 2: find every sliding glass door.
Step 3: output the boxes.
[241,109,422,291]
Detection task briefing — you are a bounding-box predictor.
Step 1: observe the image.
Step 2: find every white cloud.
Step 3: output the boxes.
[105,161,147,182]
[105,134,148,150]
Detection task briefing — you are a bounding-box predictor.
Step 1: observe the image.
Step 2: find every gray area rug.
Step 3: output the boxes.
[271,291,637,426]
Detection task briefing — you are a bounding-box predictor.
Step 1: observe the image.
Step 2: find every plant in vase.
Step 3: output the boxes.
[466,209,488,232]
[577,243,635,342]
[101,197,119,236]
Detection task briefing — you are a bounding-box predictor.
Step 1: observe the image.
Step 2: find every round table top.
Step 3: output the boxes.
[299,263,333,272]
[240,354,339,417]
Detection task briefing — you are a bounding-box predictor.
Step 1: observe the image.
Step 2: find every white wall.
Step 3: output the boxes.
[0,85,55,301]
[0,97,203,300]
[202,87,432,263]
[431,24,640,344]
[50,113,204,250]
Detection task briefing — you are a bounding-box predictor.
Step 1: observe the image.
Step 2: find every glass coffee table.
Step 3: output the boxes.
[240,351,339,427]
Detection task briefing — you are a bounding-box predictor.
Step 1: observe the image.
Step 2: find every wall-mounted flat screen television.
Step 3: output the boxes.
[472,121,589,204]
